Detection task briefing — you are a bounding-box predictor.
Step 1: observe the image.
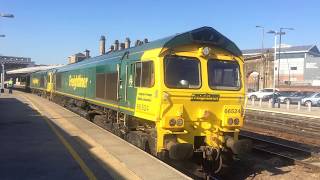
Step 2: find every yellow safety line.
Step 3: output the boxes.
[23,95,97,180]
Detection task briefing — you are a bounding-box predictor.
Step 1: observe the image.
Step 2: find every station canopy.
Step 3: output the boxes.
[6,65,64,75]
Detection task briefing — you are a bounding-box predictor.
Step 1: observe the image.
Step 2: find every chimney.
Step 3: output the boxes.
[143,38,149,44]
[114,40,119,51]
[99,35,106,55]
[125,38,131,49]
[135,40,140,46]
[84,49,90,58]
[120,43,125,50]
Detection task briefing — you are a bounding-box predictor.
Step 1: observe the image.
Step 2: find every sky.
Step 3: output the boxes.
[1,0,319,65]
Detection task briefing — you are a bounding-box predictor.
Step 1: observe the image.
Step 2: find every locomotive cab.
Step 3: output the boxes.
[153,27,251,173]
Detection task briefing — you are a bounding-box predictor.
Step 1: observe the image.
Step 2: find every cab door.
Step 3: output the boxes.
[47,71,54,92]
[118,60,136,110]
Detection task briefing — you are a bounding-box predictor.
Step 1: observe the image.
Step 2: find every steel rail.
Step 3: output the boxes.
[239,133,320,171]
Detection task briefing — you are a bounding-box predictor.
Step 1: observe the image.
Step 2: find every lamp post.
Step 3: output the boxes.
[0,12,14,93]
[256,25,265,89]
[1,64,4,93]
[256,26,265,51]
[278,27,294,86]
[267,30,284,107]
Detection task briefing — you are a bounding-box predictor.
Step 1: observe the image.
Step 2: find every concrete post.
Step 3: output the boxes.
[308,103,312,112]
[251,98,255,106]
[268,99,272,108]
[1,63,4,93]
[259,98,262,107]
[297,101,301,111]
[286,100,290,110]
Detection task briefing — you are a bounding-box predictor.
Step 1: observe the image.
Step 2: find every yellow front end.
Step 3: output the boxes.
[156,45,246,158]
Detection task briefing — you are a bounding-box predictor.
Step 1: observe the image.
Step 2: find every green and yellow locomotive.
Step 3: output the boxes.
[30,27,250,174]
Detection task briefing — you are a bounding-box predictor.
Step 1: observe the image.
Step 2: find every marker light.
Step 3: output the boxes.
[169,119,177,126]
[227,118,233,125]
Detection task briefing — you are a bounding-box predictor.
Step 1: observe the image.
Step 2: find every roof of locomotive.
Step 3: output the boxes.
[54,26,242,73]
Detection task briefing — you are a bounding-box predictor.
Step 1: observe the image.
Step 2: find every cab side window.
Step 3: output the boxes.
[134,61,154,88]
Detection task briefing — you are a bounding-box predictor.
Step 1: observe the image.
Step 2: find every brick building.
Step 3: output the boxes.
[243,45,320,91]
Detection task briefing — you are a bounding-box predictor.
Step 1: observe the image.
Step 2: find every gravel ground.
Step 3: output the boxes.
[243,124,320,151]
[222,152,320,180]
[244,165,320,180]
[227,123,320,180]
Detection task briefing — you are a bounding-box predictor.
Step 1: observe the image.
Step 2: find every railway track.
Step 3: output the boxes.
[245,109,320,137]
[239,131,320,172]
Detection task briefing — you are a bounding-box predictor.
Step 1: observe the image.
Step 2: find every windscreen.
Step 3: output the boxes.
[164,56,201,89]
[208,59,240,90]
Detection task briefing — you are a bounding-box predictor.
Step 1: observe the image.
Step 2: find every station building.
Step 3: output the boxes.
[0,55,35,88]
[68,49,90,64]
[0,55,34,72]
[243,45,320,91]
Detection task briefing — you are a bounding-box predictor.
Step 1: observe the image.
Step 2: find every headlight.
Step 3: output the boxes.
[202,47,211,56]
[169,119,176,127]
[227,118,233,125]
[176,118,184,126]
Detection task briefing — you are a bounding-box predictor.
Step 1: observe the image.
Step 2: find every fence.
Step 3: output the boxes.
[248,98,315,112]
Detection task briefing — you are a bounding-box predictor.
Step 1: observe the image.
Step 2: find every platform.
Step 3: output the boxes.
[246,102,320,118]
[0,90,190,180]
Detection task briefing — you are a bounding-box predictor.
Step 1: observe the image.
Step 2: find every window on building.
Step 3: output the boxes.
[290,67,297,70]
[134,61,154,88]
